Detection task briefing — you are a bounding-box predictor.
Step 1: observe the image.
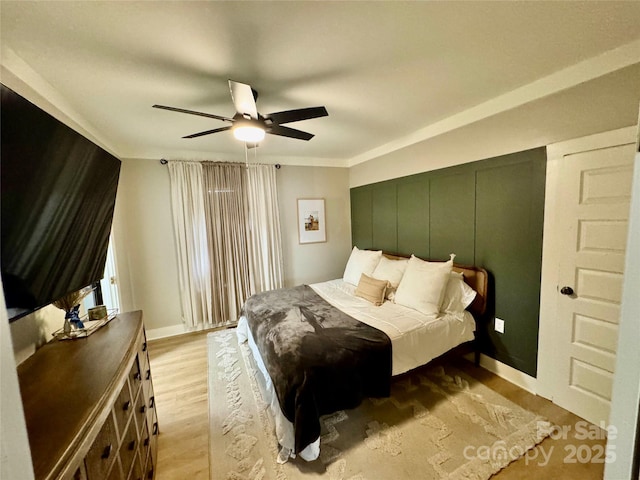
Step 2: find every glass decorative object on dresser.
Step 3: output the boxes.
[52,287,117,340]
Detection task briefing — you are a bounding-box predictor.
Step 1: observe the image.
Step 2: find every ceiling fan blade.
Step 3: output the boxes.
[153,104,233,122]
[229,80,258,119]
[182,126,232,139]
[268,125,314,141]
[265,106,328,125]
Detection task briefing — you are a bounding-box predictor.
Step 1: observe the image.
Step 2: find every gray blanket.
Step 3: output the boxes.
[242,285,392,453]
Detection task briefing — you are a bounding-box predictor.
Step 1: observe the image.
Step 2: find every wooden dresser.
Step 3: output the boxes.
[17,311,158,480]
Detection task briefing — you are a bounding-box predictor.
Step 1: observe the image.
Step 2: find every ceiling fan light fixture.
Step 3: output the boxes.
[233,122,265,143]
[155,80,327,143]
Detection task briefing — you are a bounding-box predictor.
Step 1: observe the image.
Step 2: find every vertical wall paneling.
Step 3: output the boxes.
[475,153,546,376]
[429,172,476,264]
[371,182,398,253]
[350,186,373,249]
[350,147,547,376]
[397,178,430,258]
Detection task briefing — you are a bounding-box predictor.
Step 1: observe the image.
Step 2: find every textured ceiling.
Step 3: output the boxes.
[1,1,639,166]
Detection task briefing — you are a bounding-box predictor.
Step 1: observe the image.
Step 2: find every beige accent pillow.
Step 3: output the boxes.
[355,273,389,306]
[394,254,454,315]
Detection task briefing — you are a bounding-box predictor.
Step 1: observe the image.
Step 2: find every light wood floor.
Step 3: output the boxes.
[148,331,606,480]
[148,331,211,480]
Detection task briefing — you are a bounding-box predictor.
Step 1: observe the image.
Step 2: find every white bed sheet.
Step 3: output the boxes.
[236,316,320,462]
[235,279,477,461]
[311,279,475,376]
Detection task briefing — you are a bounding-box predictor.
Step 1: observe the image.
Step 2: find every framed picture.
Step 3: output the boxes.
[297,198,327,244]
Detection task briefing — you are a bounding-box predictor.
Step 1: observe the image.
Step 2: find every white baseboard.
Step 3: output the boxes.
[145,322,236,341]
[145,324,187,341]
[464,352,538,394]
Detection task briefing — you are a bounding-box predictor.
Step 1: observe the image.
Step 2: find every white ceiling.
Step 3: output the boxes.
[1,1,640,167]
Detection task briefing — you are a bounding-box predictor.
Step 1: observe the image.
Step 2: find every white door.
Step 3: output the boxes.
[100,235,120,313]
[540,129,636,425]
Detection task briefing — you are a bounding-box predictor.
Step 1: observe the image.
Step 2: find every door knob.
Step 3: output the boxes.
[560,286,574,296]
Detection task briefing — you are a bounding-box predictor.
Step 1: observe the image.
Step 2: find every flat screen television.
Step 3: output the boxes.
[1,83,121,322]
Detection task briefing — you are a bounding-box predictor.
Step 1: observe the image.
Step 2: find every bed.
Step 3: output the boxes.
[236,249,488,463]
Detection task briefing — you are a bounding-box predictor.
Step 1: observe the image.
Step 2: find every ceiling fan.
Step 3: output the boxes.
[153,80,328,145]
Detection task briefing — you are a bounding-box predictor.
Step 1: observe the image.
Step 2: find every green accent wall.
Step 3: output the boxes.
[350,148,546,376]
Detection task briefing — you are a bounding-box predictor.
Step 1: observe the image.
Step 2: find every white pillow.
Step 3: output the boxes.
[394,254,454,315]
[372,256,408,299]
[342,247,383,286]
[441,271,477,318]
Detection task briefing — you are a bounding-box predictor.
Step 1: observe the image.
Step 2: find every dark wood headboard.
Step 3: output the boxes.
[383,253,488,318]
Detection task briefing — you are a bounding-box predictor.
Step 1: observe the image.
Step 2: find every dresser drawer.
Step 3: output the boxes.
[133,384,148,438]
[142,449,154,480]
[119,416,139,477]
[149,411,159,464]
[84,410,118,479]
[129,356,143,396]
[107,457,124,480]
[138,418,150,466]
[138,337,149,377]
[72,463,88,480]
[126,450,144,480]
[113,379,133,440]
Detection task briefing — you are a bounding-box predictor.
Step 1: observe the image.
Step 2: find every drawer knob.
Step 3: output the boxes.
[123,400,131,411]
[128,440,136,451]
[140,405,146,414]
[149,396,155,408]
[146,370,151,380]
[134,372,142,381]
[142,342,147,352]
[101,444,112,459]
[144,437,150,447]
[152,422,159,435]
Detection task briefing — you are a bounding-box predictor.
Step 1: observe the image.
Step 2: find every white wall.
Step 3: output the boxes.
[9,305,62,365]
[276,165,352,286]
[1,283,35,480]
[349,64,640,187]
[112,160,352,338]
[111,158,183,335]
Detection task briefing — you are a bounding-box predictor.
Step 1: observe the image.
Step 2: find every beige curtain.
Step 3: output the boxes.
[201,163,252,326]
[246,164,284,293]
[169,160,284,329]
[167,161,213,328]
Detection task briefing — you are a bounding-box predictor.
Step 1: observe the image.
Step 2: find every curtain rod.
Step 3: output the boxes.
[159,158,281,169]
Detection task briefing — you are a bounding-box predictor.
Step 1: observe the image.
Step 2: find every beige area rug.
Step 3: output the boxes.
[208,330,551,480]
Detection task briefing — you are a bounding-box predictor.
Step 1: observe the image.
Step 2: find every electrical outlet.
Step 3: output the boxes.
[495,317,505,334]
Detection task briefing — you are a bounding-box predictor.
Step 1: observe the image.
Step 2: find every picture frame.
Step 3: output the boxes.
[297,198,327,244]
